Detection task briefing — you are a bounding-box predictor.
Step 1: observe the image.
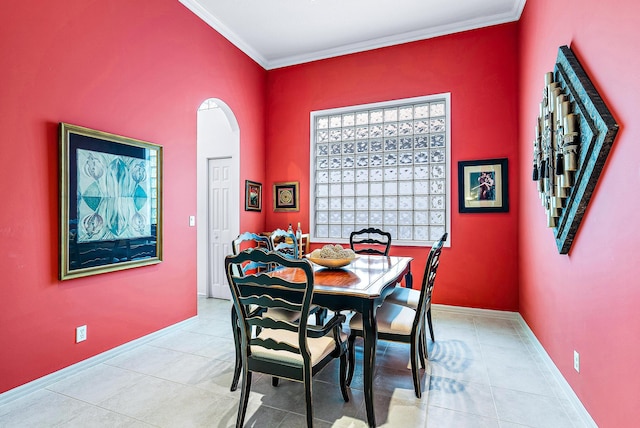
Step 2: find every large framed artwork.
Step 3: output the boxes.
[245,180,262,212]
[59,123,163,280]
[273,181,299,212]
[458,158,509,213]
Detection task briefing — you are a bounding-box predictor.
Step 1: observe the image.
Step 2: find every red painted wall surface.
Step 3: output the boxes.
[518,1,640,426]
[265,24,520,311]
[0,0,266,393]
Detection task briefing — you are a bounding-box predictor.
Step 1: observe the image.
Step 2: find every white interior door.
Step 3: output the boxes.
[208,157,233,299]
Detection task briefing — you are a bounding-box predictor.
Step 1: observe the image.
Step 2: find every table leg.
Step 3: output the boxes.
[362,303,378,427]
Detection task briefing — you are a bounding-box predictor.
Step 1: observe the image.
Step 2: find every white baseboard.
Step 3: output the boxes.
[432,304,597,427]
[0,316,198,408]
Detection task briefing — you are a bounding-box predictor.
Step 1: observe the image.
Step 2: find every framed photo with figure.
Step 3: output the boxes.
[245,180,262,211]
[59,123,163,280]
[273,181,299,212]
[458,158,509,213]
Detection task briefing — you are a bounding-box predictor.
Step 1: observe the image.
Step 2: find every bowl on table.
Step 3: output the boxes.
[305,254,358,269]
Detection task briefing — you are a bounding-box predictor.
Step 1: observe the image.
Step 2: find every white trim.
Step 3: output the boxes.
[432,304,596,427]
[0,316,197,407]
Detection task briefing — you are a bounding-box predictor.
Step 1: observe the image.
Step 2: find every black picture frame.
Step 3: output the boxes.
[245,180,262,211]
[59,123,163,280]
[458,158,509,213]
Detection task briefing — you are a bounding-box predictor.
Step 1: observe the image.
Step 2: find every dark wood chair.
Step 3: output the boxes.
[346,233,447,398]
[349,227,392,256]
[225,248,350,427]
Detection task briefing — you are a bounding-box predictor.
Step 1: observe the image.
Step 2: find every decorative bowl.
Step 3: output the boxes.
[305,254,358,269]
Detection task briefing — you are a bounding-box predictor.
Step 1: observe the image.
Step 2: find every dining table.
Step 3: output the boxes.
[267,254,413,428]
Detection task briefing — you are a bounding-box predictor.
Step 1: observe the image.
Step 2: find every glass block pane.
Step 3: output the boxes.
[399,210,413,225]
[430,210,445,225]
[430,195,445,210]
[370,110,383,123]
[317,184,329,197]
[384,167,397,180]
[356,112,369,125]
[430,134,445,147]
[430,225,446,241]
[317,211,329,223]
[430,180,445,194]
[370,211,383,224]
[385,153,397,166]
[356,126,369,140]
[329,115,342,128]
[398,167,412,180]
[356,156,368,167]
[330,129,342,142]
[317,131,329,144]
[399,106,413,121]
[342,128,355,141]
[356,211,368,224]
[399,196,413,210]
[343,183,355,196]
[399,137,413,149]
[415,151,429,164]
[342,169,356,183]
[370,140,383,152]
[430,149,445,163]
[415,196,428,210]
[330,170,342,182]
[370,182,383,195]
[343,197,355,209]
[384,181,397,195]
[384,123,397,137]
[330,197,341,210]
[342,225,355,239]
[384,108,397,122]
[414,166,429,179]
[414,104,430,119]
[343,211,355,223]
[369,125,383,138]
[330,212,341,223]
[399,153,413,165]
[330,144,341,155]
[398,181,413,195]
[384,139,397,151]
[370,154,383,167]
[414,211,428,225]
[415,226,429,241]
[342,113,355,127]
[430,164,445,179]
[415,181,429,195]
[356,182,368,196]
[384,196,397,209]
[317,143,328,156]
[430,118,445,133]
[329,225,341,237]
[430,102,445,117]
[399,122,413,136]
[316,224,329,238]
[370,196,383,209]
[384,211,397,224]
[415,136,428,148]
[330,183,341,196]
[369,169,383,182]
[317,198,329,210]
[343,142,355,154]
[343,157,355,168]
[385,226,398,240]
[414,120,429,134]
[317,170,329,183]
[330,157,341,168]
[317,117,329,129]
[398,225,412,240]
[357,141,368,153]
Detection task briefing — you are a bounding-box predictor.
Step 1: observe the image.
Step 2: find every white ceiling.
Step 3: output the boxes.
[179,0,525,70]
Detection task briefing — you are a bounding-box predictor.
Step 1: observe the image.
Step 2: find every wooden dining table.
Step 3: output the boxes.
[268,255,413,428]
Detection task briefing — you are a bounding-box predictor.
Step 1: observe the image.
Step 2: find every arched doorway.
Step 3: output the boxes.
[196,98,240,298]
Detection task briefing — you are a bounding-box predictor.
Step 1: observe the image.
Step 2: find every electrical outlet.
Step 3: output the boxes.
[76,325,87,343]
[189,215,196,227]
[573,350,580,372]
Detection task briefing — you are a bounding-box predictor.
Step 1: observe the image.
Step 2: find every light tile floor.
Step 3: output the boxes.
[0,298,587,427]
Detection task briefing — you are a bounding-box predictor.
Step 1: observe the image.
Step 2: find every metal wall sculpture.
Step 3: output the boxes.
[533,45,618,254]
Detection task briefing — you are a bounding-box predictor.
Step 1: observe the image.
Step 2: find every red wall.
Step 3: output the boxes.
[265,24,520,310]
[0,0,266,393]
[518,1,640,426]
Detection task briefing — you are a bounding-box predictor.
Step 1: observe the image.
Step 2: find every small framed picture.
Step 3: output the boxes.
[458,158,509,213]
[245,180,262,212]
[273,181,299,212]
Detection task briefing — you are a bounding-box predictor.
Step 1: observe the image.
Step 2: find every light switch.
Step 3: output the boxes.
[189,216,196,227]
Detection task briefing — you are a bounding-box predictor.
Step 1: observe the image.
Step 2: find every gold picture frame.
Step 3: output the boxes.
[273,181,299,212]
[245,180,262,211]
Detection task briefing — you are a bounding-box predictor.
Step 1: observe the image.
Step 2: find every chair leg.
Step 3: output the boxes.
[339,353,350,402]
[410,336,422,398]
[272,377,279,387]
[346,333,357,386]
[314,307,327,325]
[230,307,241,392]
[237,370,252,428]
[418,332,426,369]
[427,307,435,342]
[304,368,313,427]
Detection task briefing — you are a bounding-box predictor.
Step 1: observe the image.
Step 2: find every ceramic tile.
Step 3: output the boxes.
[426,405,500,428]
[492,386,576,428]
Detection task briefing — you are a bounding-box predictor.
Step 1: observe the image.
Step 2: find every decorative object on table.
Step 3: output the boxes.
[59,123,162,280]
[244,180,262,212]
[349,227,392,256]
[273,181,299,212]
[458,158,509,213]
[306,244,357,269]
[532,45,619,254]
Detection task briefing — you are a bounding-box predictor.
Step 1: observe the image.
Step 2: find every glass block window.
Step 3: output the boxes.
[310,94,451,246]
